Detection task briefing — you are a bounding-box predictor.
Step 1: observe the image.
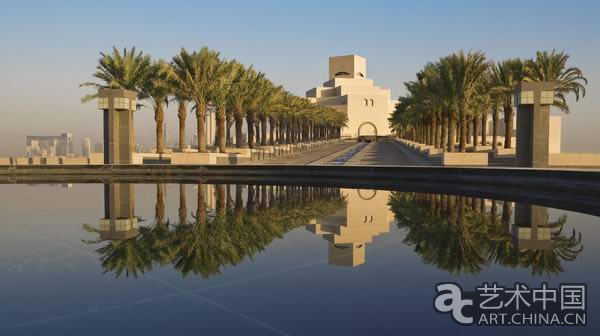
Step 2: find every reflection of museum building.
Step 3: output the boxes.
[306,55,394,140]
[307,189,394,267]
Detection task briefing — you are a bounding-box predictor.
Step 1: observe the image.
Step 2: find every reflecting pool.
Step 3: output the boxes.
[0,183,598,335]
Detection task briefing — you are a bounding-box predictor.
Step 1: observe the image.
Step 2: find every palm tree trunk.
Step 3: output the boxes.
[226,112,233,147]
[447,116,456,152]
[261,116,267,146]
[235,114,244,148]
[432,114,440,148]
[196,103,206,152]
[481,112,488,146]
[441,113,448,152]
[177,103,186,151]
[247,113,255,149]
[492,107,499,150]
[472,115,480,149]
[504,104,513,149]
[155,105,165,154]
[255,122,261,146]
[458,109,467,152]
[217,107,226,153]
[269,117,275,145]
[467,117,473,145]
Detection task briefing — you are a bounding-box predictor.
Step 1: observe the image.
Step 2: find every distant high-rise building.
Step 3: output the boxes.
[82,138,91,157]
[26,133,73,157]
[94,142,103,153]
[192,134,198,149]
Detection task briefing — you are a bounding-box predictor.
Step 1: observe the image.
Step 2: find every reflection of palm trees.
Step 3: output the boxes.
[83,223,153,278]
[517,215,583,275]
[86,184,346,279]
[388,192,584,276]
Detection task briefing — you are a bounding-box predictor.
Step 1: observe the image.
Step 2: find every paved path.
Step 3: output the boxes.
[258,142,356,165]
[344,138,432,166]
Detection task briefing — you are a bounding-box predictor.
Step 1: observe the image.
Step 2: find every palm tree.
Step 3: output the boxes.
[245,72,269,148]
[445,51,488,152]
[140,60,171,154]
[80,47,150,103]
[211,60,236,153]
[170,48,221,152]
[491,58,526,149]
[173,93,189,150]
[228,63,253,148]
[525,50,587,113]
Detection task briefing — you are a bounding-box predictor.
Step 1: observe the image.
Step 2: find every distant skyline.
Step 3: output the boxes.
[0,0,598,155]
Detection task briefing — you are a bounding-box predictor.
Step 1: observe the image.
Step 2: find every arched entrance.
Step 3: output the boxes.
[357,122,377,142]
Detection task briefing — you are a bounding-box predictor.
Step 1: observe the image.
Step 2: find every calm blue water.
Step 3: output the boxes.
[0,183,598,335]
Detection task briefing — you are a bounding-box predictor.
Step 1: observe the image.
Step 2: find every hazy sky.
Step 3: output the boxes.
[0,0,598,155]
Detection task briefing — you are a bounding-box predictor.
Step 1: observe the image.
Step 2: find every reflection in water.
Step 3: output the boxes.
[84,183,347,278]
[83,185,584,278]
[306,189,394,267]
[388,192,583,275]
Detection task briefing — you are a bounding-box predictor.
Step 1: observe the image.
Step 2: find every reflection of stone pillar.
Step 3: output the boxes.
[514,82,554,167]
[98,89,137,164]
[99,183,138,240]
[513,203,551,250]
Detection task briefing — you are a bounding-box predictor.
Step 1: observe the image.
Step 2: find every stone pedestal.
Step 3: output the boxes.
[99,183,138,240]
[514,82,554,168]
[98,89,137,164]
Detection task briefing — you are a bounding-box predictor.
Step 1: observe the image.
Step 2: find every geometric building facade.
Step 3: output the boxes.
[307,55,394,140]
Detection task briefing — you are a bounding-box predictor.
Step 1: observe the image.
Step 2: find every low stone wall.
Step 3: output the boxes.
[429,152,488,166]
[491,148,516,158]
[60,157,90,165]
[549,153,600,167]
[397,139,488,166]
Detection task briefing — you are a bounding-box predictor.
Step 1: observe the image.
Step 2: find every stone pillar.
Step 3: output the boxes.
[97,89,137,164]
[514,82,554,168]
[99,183,138,240]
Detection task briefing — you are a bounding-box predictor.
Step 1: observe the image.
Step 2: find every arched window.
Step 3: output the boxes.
[364,99,369,106]
[334,71,350,77]
[370,99,374,106]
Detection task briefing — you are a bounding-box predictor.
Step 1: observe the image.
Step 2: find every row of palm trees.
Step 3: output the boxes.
[84,184,346,278]
[389,50,587,152]
[81,47,347,154]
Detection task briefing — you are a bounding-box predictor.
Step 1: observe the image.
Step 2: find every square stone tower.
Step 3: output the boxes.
[514,82,554,168]
[97,89,137,164]
[328,55,367,80]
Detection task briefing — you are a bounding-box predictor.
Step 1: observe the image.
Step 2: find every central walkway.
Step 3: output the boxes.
[258,138,430,166]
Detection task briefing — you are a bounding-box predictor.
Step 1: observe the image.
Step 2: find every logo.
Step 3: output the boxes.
[433,282,587,326]
[434,283,473,324]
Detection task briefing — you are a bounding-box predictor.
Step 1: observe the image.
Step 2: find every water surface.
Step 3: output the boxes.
[0,183,598,335]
